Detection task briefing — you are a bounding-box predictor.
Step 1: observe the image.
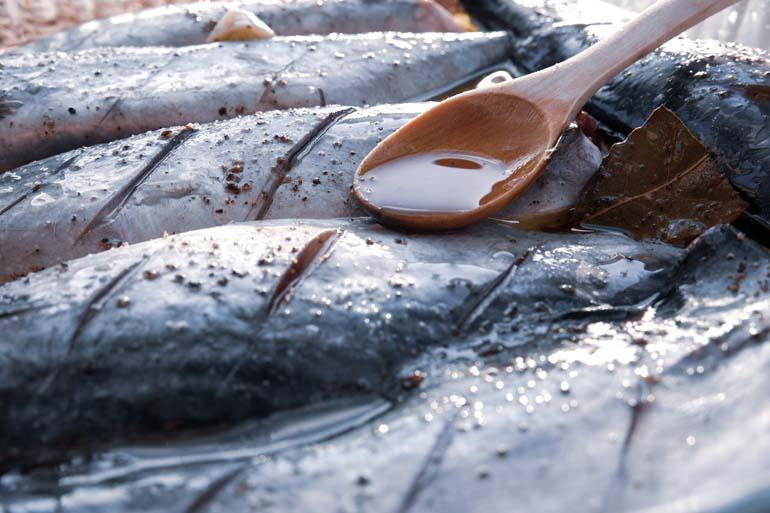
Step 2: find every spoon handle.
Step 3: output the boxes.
[527,0,740,122]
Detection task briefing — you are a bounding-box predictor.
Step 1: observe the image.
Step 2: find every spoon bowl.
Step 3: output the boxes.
[354,89,554,230]
[352,0,739,231]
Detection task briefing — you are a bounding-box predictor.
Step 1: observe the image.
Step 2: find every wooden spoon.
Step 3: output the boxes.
[352,0,739,230]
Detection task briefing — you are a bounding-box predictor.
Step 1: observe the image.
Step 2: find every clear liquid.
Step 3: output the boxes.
[358,151,512,214]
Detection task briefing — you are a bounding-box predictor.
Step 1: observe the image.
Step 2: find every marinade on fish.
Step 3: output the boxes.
[0,103,600,282]
[0,218,682,471]
[0,31,512,172]
[462,0,770,231]
[12,0,461,54]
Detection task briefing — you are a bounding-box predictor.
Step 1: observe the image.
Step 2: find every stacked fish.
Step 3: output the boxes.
[1,1,770,512]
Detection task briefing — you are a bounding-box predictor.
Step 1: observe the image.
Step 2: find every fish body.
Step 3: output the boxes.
[0,31,511,172]
[0,217,681,471]
[11,0,462,53]
[1,223,768,512]
[0,103,599,282]
[463,0,770,229]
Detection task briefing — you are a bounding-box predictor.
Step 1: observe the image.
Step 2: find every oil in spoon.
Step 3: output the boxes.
[357,151,512,214]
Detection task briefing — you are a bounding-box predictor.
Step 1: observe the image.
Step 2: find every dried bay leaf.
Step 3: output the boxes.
[573,106,746,246]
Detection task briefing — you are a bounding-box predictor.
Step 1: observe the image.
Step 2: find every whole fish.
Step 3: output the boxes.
[12,0,462,53]
[2,226,769,512]
[0,103,599,282]
[0,31,512,172]
[0,217,681,471]
[463,0,770,232]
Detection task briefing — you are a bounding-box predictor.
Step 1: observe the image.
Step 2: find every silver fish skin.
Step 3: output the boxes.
[0,217,681,471]
[12,0,462,54]
[0,31,512,172]
[0,103,599,282]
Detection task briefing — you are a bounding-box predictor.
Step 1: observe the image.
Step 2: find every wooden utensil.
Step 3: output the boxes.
[352,0,740,230]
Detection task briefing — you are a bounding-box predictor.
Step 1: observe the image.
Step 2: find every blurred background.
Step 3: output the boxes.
[607,0,769,49]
